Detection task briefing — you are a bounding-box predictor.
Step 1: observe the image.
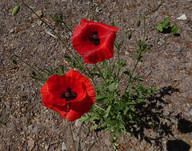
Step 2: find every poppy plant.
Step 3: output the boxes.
[41,69,96,121]
[72,19,119,64]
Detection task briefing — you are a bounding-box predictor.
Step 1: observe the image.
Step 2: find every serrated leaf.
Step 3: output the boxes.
[78,116,87,122]
[108,83,117,92]
[90,125,98,131]
[96,95,106,101]
[162,17,170,27]
[157,24,163,32]
[104,105,111,118]
[171,26,178,34]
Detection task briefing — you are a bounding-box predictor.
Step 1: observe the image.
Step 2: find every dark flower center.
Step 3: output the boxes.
[89,31,100,46]
[61,88,77,101]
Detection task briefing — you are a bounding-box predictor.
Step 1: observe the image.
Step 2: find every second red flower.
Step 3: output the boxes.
[72,19,119,64]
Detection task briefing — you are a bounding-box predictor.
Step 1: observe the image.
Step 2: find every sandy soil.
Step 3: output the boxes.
[0,0,192,150]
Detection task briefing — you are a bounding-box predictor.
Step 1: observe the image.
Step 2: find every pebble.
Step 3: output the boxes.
[32,10,43,19]
[96,7,102,13]
[61,142,67,151]
[45,144,49,151]
[189,108,192,116]
[28,139,35,150]
[157,38,165,46]
[37,20,43,26]
[180,65,186,70]
[177,47,184,53]
[177,14,187,20]
[104,138,111,146]
[9,29,14,33]
[74,120,81,127]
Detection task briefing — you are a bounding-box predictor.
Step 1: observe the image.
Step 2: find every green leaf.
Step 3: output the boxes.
[12,5,21,16]
[64,55,72,62]
[90,125,98,131]
[78,116,88,122]
[162,17,170,27]
[96,95,106,101]
[59,65,65,75]
[79,115,95,123]
[171,26,178,34]
[157,17,172,33]
[111,19,115,27]
[130,52,139,59]
[136,20,141,27]
[104,105,112,118]
[108,82,117,92]
[30,76,45,83]
[134,77,143,81]
[156,24,163,32]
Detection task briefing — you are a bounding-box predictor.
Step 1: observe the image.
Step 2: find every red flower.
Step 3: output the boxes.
[72,19,119,64]
[41,69,96,121]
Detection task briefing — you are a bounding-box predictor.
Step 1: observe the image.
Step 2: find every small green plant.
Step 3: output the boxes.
[157,17,179,34]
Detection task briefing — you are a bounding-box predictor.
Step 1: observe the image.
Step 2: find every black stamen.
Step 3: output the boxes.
[61,88,77,101]
[67,88,72,92]
[89,31,100,46]
[93,31,98,35]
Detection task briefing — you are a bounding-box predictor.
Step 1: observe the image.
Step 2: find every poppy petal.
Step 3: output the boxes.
[66,69,96,102]
[72,19,119,64]
[41,69,96,121]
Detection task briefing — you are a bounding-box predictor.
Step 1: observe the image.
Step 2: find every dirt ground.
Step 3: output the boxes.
[0,0,192,151]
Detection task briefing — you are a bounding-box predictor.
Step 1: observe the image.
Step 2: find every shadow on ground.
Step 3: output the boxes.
[124,86,181,150]
[177,118,192,134]
[167,140,191,151]
[165,117,192,151]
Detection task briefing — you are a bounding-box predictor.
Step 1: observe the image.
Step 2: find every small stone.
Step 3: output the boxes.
[32,10,43,19]
[96,7,102,13]
[157,38,165,46]
[177,48,184,53]
[189,108,192,116]
[61,142,67,151]
[37,20,43,26]
[28,139,35,150]
[45,145,49,151]
[9,29,14,33]
[104,138,111,146]
[74,120,81,127]
[180,65,186,70]
[177,14,187,20]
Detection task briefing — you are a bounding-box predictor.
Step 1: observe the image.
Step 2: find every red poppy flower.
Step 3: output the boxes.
[72,19,119,64]
[41,69,96,121]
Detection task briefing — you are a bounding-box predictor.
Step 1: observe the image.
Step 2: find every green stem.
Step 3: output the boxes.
[77,122,84,151]
[94,104,105,111]
[69,122,77,151]
[94,64,105,82]
[61,21,72,32]
[115,42,120,61]
[11,54,48,75]
[124,52,141,92]
[143,15,146,41]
